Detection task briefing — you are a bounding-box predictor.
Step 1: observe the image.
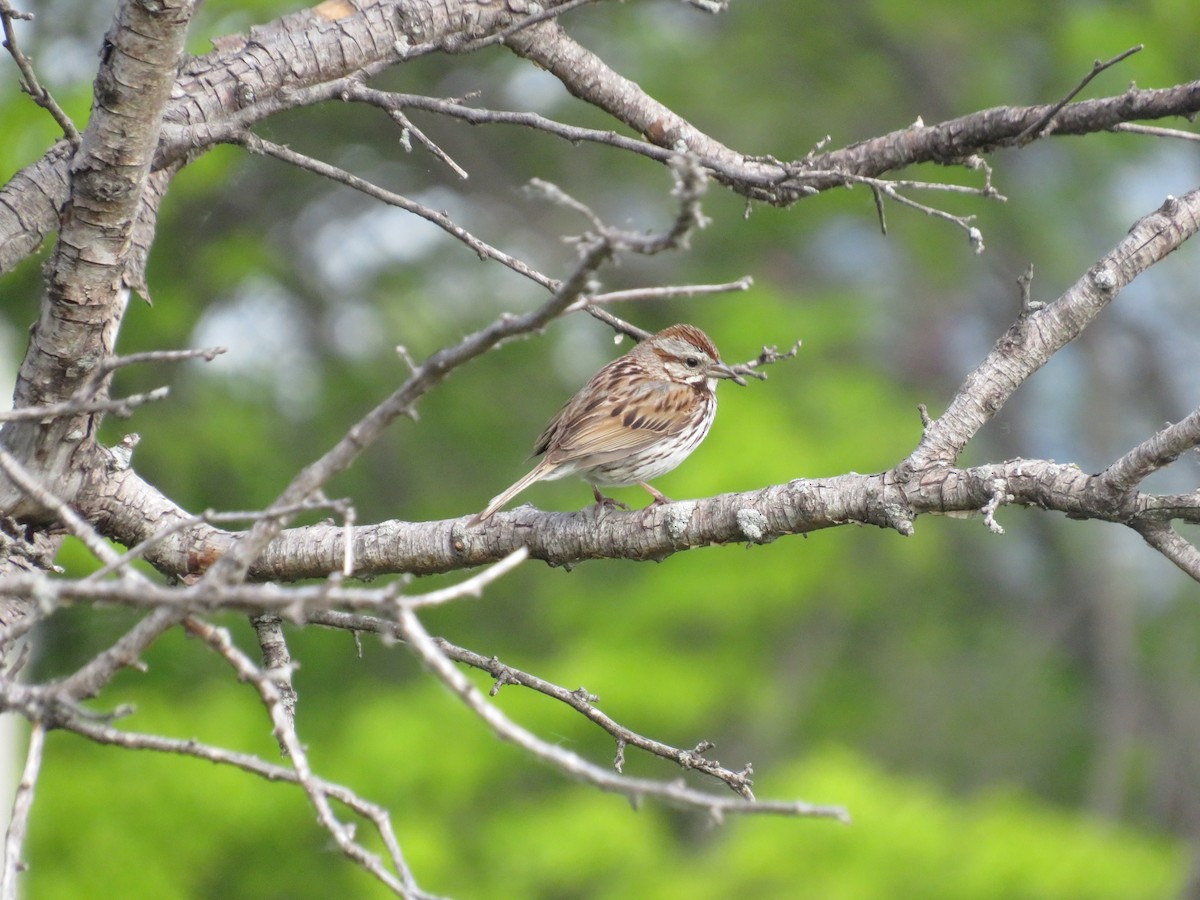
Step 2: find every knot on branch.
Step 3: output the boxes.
[735,508,773,544]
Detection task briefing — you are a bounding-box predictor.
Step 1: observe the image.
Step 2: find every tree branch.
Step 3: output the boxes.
[0,676,440,899]
[184,616,423,896]
[0,720,45,900]
[901,189,1200,474]
[1101,407,1200,495]
[394,606,849,821]
[0,1,80,143]
[1,0,197,518]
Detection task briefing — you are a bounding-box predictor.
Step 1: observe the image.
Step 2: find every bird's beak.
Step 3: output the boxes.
[711,362,747,386]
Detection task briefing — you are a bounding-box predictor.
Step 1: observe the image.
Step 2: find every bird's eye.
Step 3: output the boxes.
[685,356,700,368]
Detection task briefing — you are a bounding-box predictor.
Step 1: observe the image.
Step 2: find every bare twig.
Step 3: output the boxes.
[249,614,298,747]
[1,720,45,900]
[0,449,120,565]
[1102,407,1200,494]
[1017,45,1143,142]
[853,176,987,252]
[527,177,609,231]
[184,616,424,896]
[1134,521,1200,583]
[342,84,676,165]
[444,637,758,798]
[583,305,653,342]
[84,346,227,394]
[729,340,802,382]
[0,0,80,144]
[533,159,710,255]
[0,678,442,900]
[57,606,184,700]
[395,606,849,821]
[230,131,556,291]
[569,276,753,311]
[384,107,469,179]
[0,387,169,423]
[439,0,599,55]
[403,547,528,609]
[307,606,760,795]
[903,188,1200,472]
[1110,122,1200,143]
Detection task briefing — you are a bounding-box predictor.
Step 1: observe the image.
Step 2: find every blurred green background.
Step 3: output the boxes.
[3,0,1200,897]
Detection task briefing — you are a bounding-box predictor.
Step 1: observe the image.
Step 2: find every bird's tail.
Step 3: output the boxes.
[468,462,553,526]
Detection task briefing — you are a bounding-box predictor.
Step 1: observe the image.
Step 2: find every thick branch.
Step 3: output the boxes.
[1,0,197,517]
[60,458,1199,586]
[5,1,1200,276]
[901,189,1200,474]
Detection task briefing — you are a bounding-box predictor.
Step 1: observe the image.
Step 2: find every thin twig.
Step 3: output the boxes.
[231,131,556,291]
[441,637,757,798]
[1101,407,1200,494]
[303,606,762,797]
[57,606,184,700]
[84,346,226,394]
[568,276,753,311]
[1017,45,1143,142]
[395,607,849,822]
[402,547,528,609]
[249,614,298,749]
[0,449,121,565]
[343,84,676,164]
[0,680,443,900]
[1110,122,1200,143]
[583,305,652,342]
[527,177,608,231]
[0,386,169,423]
[184,617,423,895]
[384,107,469,179]
[1134,521,1200,583]
[0,0,80,144]
[1,720,45,900]
[862,177,985,252]
[434,0,599,56]
[728,340,802,382]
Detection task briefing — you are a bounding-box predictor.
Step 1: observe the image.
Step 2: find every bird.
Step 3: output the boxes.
[470,323,740,524]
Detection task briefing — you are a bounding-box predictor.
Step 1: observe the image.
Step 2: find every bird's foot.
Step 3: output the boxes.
[592,486,631,512]
[639,482,672,505]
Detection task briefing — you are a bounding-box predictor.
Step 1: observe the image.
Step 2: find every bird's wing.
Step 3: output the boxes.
[536,378,693,466]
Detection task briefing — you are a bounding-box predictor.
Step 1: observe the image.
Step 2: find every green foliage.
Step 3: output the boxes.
[29,715,1185,899]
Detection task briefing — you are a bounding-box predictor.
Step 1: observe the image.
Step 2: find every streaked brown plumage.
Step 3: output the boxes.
[470,324,738,524]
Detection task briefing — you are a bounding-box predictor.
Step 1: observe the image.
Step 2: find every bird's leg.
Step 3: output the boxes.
[592,485,630,511]
[638,482,672,505]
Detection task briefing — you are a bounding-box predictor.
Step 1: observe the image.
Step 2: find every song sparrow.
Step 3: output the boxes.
[470,324,739,524]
